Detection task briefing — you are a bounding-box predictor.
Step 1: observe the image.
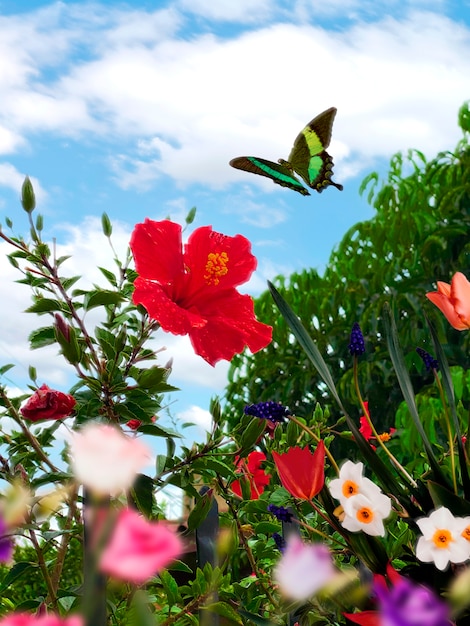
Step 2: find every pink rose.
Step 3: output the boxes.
[20,384,76,422]
[100,508,182,584]
[0,613,82,626]
[69,424,151,496]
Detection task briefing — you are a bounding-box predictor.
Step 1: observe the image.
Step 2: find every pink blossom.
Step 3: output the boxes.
[273,536,336,600]
[69,424,151,496]
[99,508,182,584]
[0,614,82,626]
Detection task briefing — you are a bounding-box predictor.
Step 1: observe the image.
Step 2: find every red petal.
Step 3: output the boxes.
[132,277,206,334]
[184,226,257,290]
[130,219,184,283]
[188,292,272,366]
[272,442,325,500]
[343,611,380,626]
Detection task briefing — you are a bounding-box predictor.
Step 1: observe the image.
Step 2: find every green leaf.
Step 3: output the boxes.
[0,364,15,376]
[139,424,181,438]
[159,570,181,606]
[84,290,124,310]
[28,326,55,349]
[383,303,450,488]
[26,299,62,314]
[0,562,37,593]
[130,474,155,518]
[169,559,193,574]
[203,602,243,624]
[187,489,214,531]
[427,481,470,515]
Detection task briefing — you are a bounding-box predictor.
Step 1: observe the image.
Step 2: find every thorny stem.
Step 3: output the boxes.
[353,358,418,488]
[216,477,280,610]
[286,414,339,473]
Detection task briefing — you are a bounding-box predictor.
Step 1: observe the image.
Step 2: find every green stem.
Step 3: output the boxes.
[434,371,458,494]
[353,358,417,488]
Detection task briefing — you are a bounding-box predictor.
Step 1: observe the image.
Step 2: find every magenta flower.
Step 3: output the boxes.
[0,614,82,626]
[99,508,182,584]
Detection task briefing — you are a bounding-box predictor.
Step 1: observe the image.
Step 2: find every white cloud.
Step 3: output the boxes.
[0,165,46,203]
[0,5,467,193]
[176,404,213,433]
[176,0,272,22]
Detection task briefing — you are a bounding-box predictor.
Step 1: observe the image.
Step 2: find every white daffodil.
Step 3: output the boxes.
[341,492,392,536]
[416,507,470,571]
[273,536,336,600]
[328,460,383,507]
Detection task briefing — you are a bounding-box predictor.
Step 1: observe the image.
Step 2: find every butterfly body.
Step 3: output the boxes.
[230,107,343,195]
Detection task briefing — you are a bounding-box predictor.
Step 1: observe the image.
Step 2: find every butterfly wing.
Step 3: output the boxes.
[230,156,310,196]
[286,107,343,192]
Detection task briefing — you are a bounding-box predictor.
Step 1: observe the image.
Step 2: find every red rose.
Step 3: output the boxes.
[20,384,76,422]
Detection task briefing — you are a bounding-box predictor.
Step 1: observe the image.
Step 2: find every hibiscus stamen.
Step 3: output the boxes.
[204,251,229,285]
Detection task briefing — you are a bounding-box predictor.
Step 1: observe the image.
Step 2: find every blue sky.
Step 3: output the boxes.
[0,0,469,442]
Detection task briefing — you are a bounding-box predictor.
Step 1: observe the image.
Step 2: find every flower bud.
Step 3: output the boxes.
[21,177,36,214]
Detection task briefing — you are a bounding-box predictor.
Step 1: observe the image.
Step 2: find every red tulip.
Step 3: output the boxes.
[426,272,470,330]
[272,442,325,500]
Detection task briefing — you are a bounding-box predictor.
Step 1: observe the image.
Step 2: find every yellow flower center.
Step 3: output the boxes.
[461,525,470,542]
[356,506,374,524]
[378,432,391,442]
[432,528,453,548]
[342,480,359,498]
[204,251,229,285]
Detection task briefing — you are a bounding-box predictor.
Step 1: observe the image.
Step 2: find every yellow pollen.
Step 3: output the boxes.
[356,507,374,524]
[342,480,359,498]
[204,251,229,286]
[461,526,470,542]
[432,528,453,549]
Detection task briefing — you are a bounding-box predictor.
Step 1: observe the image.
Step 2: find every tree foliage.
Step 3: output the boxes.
[225,102,470,430]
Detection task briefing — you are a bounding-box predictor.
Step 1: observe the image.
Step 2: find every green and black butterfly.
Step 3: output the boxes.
[230,107,343,196]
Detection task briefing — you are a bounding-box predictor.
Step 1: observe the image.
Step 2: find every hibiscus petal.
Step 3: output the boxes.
[130,219,184,283]
[184,226,257,290]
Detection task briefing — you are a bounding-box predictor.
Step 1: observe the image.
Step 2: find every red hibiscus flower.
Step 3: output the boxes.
[272,442,325,500]
[231,451,271,500]
[20,384,76,422]
[130,219,272,366]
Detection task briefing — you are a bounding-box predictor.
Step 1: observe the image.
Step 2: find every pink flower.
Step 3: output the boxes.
[69,424,151,496]
[426,272,470,330]
[273,536,336,600]
[20,384,75,422]
[0,614,82,626]
[99,508,182,584]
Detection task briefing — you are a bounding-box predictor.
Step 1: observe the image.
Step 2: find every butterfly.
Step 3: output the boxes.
[230,107,343,196]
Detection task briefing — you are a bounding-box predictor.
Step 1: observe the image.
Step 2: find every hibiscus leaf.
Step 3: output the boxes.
[83,289,124,310]
[383,303,451,489]
[25,298,62,314]
[202,602,243,625]
[426,314,470,499]
[28,326,55,349]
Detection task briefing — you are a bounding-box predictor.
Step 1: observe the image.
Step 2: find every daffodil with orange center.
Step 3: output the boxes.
[328,460,383,508]
[426,271,470,330]
[130,219,272,366]
[416,507,470,571]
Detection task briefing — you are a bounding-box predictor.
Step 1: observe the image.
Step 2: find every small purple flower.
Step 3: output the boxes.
[348,322,365,356]
[272,532,286,553]
[268,504,293,523]
[244,401,290,423]
[375,576,450,626]
[0,516,13,563]
[416,347,439,372]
